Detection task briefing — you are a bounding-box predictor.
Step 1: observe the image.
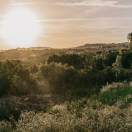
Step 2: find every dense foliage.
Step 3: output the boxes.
[45,49,132,95]
[0,60,38,97]
[1,49,132,97]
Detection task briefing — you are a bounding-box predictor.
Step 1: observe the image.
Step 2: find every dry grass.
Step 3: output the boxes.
[1,82,132,132]
[0,101,132,132]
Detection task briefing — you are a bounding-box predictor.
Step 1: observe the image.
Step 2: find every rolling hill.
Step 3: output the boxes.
[0,42,129,64]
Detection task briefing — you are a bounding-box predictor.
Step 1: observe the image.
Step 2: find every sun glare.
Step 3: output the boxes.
[2,8,41,48]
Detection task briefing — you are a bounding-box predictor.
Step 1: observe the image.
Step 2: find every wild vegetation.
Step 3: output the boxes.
[1,48,132,131]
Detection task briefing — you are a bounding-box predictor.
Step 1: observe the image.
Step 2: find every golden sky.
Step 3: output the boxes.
[0,0,132,49]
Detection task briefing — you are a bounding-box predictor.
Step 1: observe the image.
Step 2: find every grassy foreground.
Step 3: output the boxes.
[1,82,132,132]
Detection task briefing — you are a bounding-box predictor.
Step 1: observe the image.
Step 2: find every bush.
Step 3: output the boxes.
[40,63,111,96]
[0,97,20,121]
[0,60,38,97]
[121,50,132,68]
[48,54,87,69]
[40,63,79,95]
[97,82,132,108]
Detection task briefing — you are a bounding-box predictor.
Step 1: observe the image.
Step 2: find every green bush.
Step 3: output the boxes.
[40,63,78,95]
[99,84,132,105]
[0,60,38,97]
[48,54,87,69]
[121,50,132,68]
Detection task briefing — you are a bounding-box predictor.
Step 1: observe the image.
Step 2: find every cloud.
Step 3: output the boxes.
[37,18,92,23]
[56,0,132,8]
[10,2,34,6]
[37,16,132,23]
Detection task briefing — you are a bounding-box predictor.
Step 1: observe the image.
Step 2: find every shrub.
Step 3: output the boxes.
[48,54,87,69]
[121,50,132,68]
[40,63,78,95]
[0,97,20,121]
[0,60,38,97]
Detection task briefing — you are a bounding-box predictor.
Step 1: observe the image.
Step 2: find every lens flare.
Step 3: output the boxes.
[2,8,42,48]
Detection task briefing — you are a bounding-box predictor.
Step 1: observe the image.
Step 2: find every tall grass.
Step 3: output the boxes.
[3,103,131,132]
[1,82,132,132]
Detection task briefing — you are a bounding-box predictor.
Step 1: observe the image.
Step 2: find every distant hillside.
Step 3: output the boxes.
[75,42,129,51]
[0,48,63,64]
[0,42,129,64]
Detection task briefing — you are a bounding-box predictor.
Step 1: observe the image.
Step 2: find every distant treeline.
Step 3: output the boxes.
[1,49,132,97]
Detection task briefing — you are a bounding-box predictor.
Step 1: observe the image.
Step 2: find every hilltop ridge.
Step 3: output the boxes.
[0,42,129,64]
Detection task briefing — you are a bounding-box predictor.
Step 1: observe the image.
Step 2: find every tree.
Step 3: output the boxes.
[127,32,132,49]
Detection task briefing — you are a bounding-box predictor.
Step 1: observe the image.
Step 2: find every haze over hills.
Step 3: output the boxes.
[0,42,129,64]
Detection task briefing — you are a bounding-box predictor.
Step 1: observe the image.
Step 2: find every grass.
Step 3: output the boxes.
[0,122,13,132]
[98,83,132,106]
[1,82,132,132]
[1,101,132,132]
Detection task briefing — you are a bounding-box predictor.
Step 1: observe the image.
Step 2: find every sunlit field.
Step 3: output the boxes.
[0,48,132,132]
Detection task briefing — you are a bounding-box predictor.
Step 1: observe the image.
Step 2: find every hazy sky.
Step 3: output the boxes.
[0,0,132,49]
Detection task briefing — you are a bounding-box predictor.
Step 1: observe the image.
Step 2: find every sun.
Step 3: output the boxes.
[1,8,41,48]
